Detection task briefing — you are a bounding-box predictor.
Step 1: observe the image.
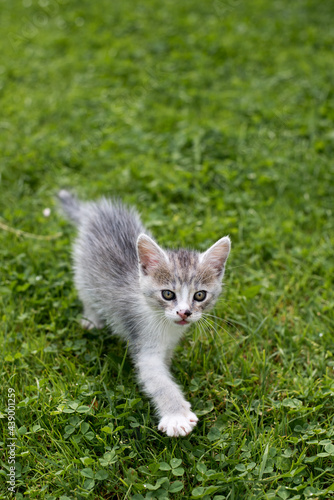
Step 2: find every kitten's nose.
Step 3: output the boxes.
[177,309,192,320]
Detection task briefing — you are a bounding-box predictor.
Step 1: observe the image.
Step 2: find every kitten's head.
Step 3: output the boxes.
[137,234,231,327]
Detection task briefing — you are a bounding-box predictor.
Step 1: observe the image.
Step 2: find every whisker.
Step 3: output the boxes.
[196,318,210,342]
[199,317,220,341]
[204,313,239,326]
[203,311,245,332]
[226,264,247,271]
[201,315,238,342]
[205,313,245,337]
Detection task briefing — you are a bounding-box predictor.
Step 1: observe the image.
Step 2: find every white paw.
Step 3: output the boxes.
[80,318,104,330]
[158,411,198,437]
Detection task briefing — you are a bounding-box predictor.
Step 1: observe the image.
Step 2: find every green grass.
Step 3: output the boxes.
[1,0,334,498]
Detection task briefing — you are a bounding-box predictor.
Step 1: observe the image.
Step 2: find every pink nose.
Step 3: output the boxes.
[177,309,192,320]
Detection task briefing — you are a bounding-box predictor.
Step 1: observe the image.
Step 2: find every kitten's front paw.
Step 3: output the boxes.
[158,411,198,437]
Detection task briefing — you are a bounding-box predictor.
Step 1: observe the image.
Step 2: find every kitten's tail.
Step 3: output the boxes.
[57,190,82,225]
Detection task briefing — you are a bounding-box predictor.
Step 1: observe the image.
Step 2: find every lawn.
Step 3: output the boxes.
[1,0,334,498]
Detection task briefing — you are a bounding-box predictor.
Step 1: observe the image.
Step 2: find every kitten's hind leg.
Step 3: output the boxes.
[81,305,105,330]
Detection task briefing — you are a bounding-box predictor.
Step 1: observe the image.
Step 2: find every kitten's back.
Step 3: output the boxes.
[58,190,146,282]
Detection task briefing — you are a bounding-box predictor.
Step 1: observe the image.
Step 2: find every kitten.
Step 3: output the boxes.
[58,190,231,437]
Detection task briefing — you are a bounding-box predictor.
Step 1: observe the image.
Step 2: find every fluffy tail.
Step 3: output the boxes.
[57,190,82,225]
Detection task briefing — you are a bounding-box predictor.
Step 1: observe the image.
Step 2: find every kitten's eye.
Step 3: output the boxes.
[194,291,207,302]
[161,290,176,301]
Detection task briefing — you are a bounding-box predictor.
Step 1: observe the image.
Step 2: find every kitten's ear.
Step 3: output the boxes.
[137,234,169,276]
[200,236,231,278]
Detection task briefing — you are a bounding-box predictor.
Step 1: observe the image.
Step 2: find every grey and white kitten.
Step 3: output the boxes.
[58,190,231,437]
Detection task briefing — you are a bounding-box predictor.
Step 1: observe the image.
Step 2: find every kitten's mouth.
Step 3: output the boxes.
[176,319,189,325]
